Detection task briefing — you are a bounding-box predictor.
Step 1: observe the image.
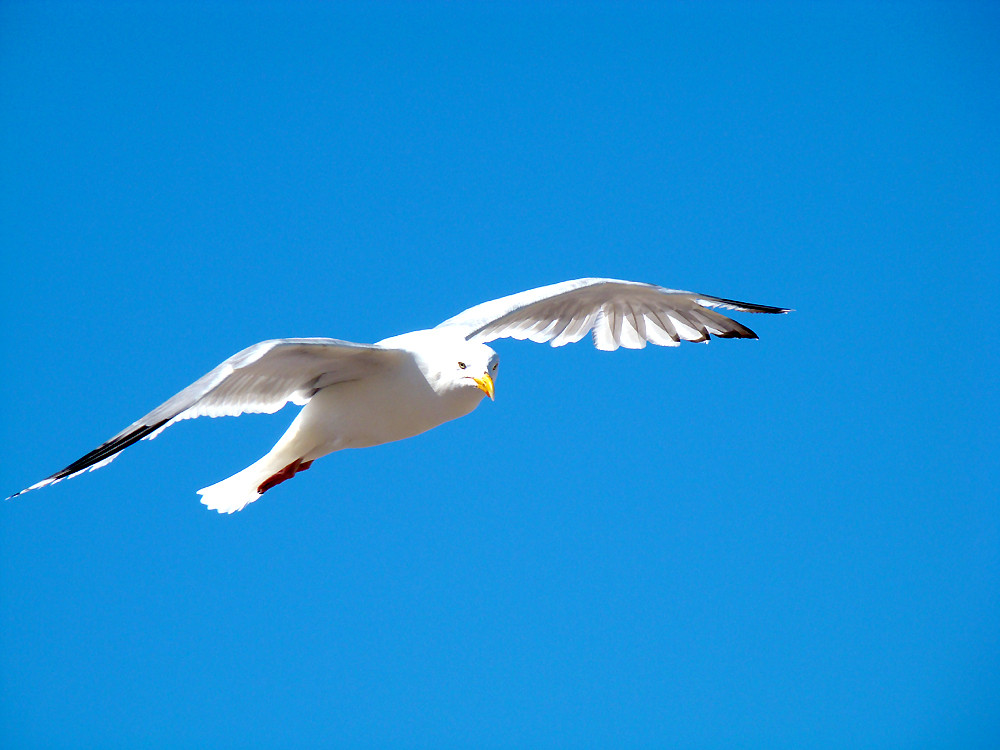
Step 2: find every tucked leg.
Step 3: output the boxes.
[258,458,311,494]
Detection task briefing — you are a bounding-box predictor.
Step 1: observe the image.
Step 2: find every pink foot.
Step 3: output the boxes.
[258,458,313,494]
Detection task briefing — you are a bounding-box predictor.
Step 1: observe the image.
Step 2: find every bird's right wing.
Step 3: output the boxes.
[10,338,404,498]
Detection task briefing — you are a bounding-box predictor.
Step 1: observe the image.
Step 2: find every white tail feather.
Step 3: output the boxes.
[197,454,284,514]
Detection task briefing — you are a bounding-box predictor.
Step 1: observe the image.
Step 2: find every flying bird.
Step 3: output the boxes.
[10,278,788,513]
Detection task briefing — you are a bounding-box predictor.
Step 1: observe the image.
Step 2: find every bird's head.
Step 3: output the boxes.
[397,331,499,404]
[452,342,498,401]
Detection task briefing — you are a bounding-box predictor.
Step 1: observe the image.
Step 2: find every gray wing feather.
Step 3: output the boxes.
[143,338,394,427]
[436,278,789,351]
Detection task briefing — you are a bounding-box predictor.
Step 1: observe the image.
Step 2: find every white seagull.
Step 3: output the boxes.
[10,278,788,513]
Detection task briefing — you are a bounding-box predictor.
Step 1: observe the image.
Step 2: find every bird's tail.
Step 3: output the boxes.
[197,457,272,514]
[197,451,313,514]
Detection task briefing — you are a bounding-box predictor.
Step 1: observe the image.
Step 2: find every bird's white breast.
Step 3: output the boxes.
[294,347,484,456]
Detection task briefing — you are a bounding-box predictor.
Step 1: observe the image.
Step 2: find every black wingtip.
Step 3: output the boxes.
[710,296,792,315]
[48,418,170,482]
[7,418,171,500]
[714,328,759,340]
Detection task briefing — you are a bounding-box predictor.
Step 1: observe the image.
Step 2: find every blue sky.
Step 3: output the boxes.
[1,2,998,748]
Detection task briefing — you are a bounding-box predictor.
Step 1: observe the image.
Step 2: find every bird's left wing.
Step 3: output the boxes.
[10,338,404,498]
[435,278,789,351]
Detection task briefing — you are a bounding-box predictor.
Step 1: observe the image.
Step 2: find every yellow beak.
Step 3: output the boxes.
[472,373,495,401]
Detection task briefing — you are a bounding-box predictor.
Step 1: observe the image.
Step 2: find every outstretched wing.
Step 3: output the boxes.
[10,338,403,498]
[435,278,789,351]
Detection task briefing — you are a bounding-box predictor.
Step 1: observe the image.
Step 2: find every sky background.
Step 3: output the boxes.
[2,2,998,748]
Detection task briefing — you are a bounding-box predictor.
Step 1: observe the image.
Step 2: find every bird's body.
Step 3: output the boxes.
[197,332,497,512]
[9,278,788,513]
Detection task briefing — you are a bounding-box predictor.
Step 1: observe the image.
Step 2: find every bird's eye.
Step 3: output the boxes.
[458,362,467,370]
[492,363,498,372]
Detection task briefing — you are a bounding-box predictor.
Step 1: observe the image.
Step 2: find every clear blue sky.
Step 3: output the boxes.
[2,2,998,748]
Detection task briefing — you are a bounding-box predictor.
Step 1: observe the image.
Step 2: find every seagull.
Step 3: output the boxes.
[9,278,788,513]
